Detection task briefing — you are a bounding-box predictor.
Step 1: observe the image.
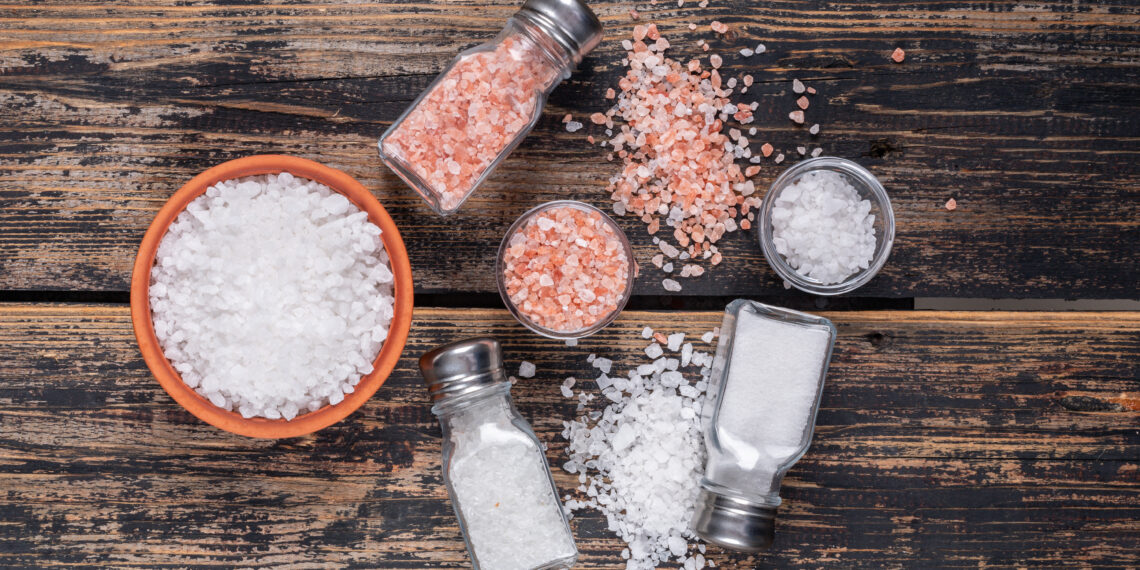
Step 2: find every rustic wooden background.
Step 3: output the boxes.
[1,0,1138,567]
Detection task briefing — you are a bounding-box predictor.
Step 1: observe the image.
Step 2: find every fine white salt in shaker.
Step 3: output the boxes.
[419,338,577,570]
[692,299,837,551]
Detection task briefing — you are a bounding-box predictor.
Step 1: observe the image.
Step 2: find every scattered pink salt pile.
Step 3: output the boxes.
[600,28,761,267]
[381,35,558,213]
[502,205,631,333]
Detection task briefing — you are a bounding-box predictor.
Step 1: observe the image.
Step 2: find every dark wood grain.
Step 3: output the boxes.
[1,0,1137,298]
[1,304,1137,567]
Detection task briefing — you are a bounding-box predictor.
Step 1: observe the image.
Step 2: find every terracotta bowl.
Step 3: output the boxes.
[130,155,414,438]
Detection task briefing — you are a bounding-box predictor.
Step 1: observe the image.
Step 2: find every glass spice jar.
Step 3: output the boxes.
[379,0,603,215]
[692,300,837,552]
[419,338,577,570]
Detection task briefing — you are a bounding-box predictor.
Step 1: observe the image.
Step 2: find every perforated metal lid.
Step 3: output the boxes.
[418,338,507,402]
[517,0,603,64]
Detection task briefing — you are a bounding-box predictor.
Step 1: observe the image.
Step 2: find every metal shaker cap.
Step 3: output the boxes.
[518,0,603,64]
[692,489,777,552]
[418,338,508,402]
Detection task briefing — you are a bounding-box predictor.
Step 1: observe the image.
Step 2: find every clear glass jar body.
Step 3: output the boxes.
[379,17,574,216]
[701,300,836,507]
[433,383,577,570]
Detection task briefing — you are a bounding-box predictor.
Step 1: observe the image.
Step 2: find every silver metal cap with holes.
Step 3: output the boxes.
[691,489,778,552]
[418,338,507,402]
[518,0,603,64]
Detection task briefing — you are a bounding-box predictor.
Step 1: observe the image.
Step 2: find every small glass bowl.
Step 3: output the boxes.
[496,200,637,339]
[758,157,895,296]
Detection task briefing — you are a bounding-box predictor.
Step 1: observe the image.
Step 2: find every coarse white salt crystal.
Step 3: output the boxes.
[642,326,654,339]
[810,123,820,135]
[592,357,613,375]
[645,343,664,359]
[667,332,685,352]
[662,279,682,292]
[756,43,766,54]
[149,174,394,421]
[740,48,754,57]
[565,121,584,132]
[701,331,715,343]
[565,338,578,347]
[519,361,537,378]
[770,170,876,284]
[812,148,823,157]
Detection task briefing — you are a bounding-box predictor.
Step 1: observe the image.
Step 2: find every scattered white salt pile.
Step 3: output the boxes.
[149,173,395,420]
[770,170,877,285]
[561,330,718,569]
[450,405,577,570]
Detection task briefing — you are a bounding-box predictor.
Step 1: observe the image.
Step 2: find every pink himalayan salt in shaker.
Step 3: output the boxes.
[378,0,603,215]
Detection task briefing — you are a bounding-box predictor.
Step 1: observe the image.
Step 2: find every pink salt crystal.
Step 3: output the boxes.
[761,143,774,157]
[702,43,710,52]
[796,96,810,110]
[710,21,728,34]
[563,113,573,123]
[605,88,616,99]
[587,135,595,144]
[382,34,560,213]
[789,110,805,124]
[646,24,660,41]
[745,165,761,177]
[743,74,754,87]
[709,54,723,69]
[945,198,957,211]
[892,47,906,63]
[688,23,697,31]
[590,112,607,125]
[633,25,648,41]
[501,205,630,333]
[807,86,817,95]
[630,8,639,19]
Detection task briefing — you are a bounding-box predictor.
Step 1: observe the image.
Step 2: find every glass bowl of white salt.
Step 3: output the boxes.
[758,157,895,295]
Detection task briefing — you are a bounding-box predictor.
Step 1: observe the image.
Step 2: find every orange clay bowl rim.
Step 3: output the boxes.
[130,155,414,439]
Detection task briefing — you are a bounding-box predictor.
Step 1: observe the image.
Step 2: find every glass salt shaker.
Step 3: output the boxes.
[419,338,577,570]
[378,0,603,215]
[692,300,837,551]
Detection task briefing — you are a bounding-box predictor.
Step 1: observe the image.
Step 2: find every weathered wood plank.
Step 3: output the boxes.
[1,0,1137,297]
[0,304,1137,566]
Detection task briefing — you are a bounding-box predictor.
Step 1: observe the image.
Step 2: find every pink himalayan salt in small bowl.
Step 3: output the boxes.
[497,201,637,339]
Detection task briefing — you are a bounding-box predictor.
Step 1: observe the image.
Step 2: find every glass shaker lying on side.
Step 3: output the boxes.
[693,300,837,552]
[419,338,577,570]
[379,0,603,215]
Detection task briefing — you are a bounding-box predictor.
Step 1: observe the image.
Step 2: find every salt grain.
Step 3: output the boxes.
[519,361,537,378]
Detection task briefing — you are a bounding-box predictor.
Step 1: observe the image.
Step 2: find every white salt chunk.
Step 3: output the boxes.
[519,361,536,378]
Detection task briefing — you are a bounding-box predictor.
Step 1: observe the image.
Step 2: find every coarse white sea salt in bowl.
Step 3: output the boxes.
[758,157,895,296]
[131,155,413,438]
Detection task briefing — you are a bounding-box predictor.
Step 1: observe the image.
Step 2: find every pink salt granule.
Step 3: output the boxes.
[892,47,906,63]
[382,34,559,212]
[600,28,761,264]
[502,205,631,333]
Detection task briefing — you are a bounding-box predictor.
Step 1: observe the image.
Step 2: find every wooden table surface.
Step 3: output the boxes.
[1,0,1138,568]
